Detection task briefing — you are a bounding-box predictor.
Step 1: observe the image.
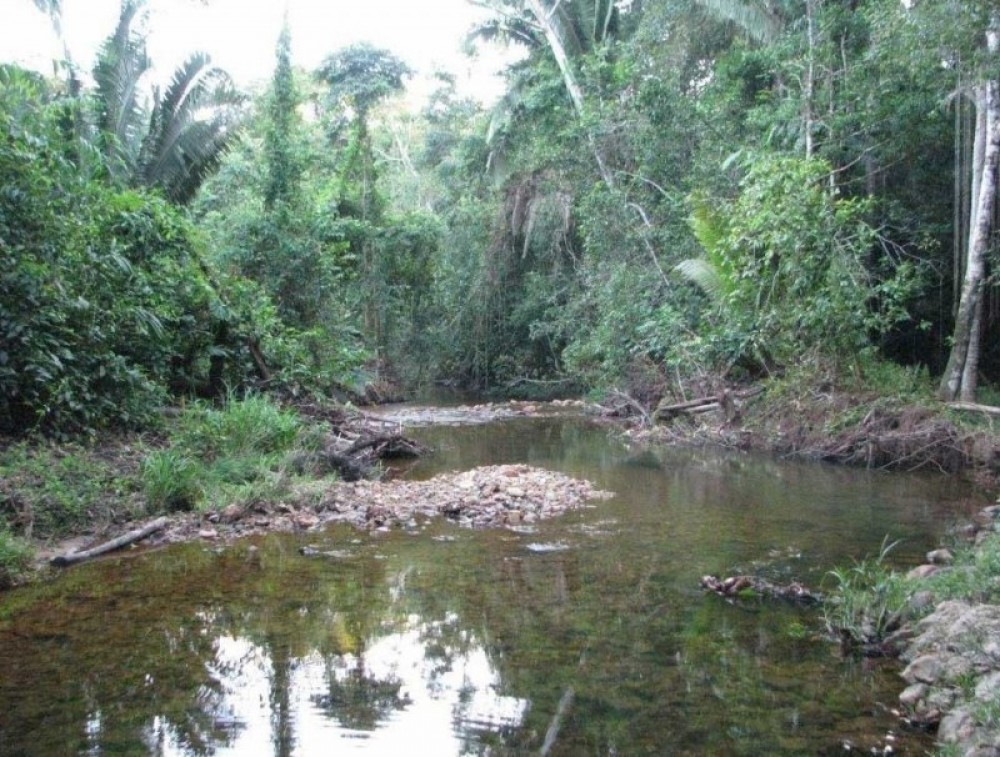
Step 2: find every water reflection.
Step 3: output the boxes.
[140,617,527,756]
[0,415,979,755]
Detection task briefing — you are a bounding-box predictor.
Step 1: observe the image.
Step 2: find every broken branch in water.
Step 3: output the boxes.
[701,574,821,604]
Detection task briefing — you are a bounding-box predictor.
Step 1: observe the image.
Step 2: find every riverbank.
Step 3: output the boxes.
[0,397,606,585]
[624,374,1000,756]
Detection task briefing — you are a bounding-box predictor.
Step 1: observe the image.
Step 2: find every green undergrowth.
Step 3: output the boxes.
[0,393,337,587]
[0,528,33,589]
[0,439,143,538]
[141,393,330,514]
[824,530,1000,657]
[923,532,1000,604]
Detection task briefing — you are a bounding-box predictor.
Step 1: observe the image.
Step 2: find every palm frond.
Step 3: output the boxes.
[693,0,783,43]
[138,54,243,203]
[92,0,151,177]
[675,257,726,302]
[467,17,543,49]
[32,0,62,37]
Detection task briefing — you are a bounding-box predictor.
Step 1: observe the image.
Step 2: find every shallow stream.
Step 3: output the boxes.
[0,413,979,755]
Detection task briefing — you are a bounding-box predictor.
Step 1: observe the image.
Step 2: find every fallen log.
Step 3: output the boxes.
[51,517,170,567]
[343,433,428,459]
[946,401,1000,417]
[655,387,763,422]
[322,449,372,482]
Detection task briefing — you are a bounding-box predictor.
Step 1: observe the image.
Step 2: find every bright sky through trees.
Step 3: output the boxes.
[1,0,512,102]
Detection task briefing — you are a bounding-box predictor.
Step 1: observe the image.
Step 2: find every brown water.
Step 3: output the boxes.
[0,415,977,755]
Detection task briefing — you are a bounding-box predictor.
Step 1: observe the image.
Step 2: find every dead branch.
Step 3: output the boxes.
[947,401,1000,416]
[51,517,170,567]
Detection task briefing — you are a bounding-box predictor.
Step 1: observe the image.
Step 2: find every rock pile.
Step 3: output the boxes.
[156,464,614,545]
[899,600,1000,753]
[895,503,1000,756]
[319,464,614,529]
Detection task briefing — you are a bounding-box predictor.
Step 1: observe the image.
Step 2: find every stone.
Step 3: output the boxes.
[975,671,1000,702]
[966,748,1000,757]
[938,708,976,744]
[198,528,218,540]
[898,683,928,708]
[295,513,319,529]
[903,655,944,684]
[907,564,940,580]
[926,686,958,712]
[927,548,955,565]
[908,590,936,614]
[221,504,243,522]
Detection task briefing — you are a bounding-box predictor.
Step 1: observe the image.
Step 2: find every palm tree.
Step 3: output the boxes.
[92,0,243,203]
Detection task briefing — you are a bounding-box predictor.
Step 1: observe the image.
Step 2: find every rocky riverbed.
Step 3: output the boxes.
[894,505,1000,756]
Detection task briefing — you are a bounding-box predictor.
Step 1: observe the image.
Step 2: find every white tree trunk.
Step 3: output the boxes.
[939,22,1000,401]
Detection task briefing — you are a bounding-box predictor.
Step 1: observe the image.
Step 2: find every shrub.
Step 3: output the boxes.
[176,393,301,460]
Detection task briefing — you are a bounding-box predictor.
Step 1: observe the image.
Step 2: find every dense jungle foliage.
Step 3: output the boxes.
[3,0,999,435]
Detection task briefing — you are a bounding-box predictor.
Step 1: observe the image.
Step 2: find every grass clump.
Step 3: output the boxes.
[823,538,911,651]
[0,529,34,589]
[140,394,318,513]
[175,393,301,460]
[141,450,203,512]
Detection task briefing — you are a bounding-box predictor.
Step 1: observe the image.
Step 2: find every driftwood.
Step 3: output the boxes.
[322,449,372,482]
[701,574,821,604]
[656,387,763,423]
[600,390,651,425]
[51,517,169,567]
[946,401,1000,417]
[343,434,428,458]
[317,433,430,482]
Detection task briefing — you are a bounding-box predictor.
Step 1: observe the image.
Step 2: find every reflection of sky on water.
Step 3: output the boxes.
[152,615,528,756]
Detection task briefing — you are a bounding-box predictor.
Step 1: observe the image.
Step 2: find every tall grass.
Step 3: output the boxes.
[823,538,910,648]
[140,394,309,513]
[924,532,1000,604]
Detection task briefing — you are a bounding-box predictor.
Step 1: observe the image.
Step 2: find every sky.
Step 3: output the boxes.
[1,0,516,104]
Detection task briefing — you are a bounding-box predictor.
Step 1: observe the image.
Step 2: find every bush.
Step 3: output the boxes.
[176,393,301,460]
[924,533,1000,604]
[0,442,136,537]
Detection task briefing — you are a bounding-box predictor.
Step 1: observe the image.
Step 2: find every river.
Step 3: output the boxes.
[0,412,978,755]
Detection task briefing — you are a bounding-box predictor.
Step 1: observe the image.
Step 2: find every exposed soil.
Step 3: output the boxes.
[620,383,1000,483]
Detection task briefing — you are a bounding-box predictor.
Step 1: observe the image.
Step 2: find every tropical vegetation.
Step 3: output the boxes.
[3,0,1000,570]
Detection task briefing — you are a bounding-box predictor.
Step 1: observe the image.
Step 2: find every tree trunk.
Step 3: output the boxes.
[939,22,1000,401]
